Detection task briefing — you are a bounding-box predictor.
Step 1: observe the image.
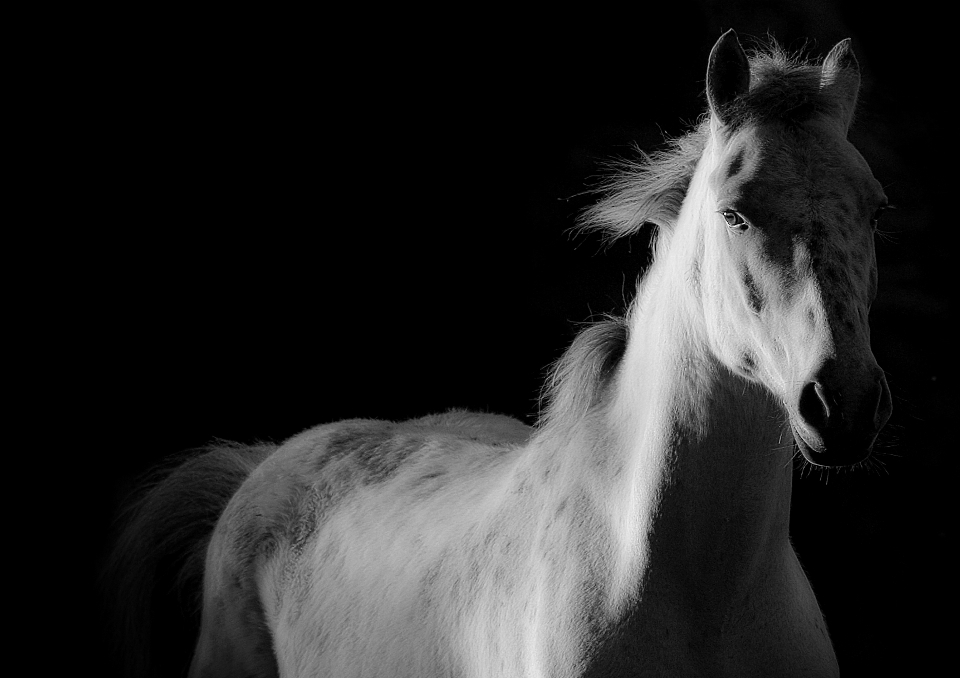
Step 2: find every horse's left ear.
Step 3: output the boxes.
[706,29,751,125]
[820,39,860,133]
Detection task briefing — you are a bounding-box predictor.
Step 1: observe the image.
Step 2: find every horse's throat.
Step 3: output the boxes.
[639,372,794,610]
[612,310,794,597]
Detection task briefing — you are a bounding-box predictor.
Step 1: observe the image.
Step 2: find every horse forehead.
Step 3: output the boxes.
[718,124,880,229]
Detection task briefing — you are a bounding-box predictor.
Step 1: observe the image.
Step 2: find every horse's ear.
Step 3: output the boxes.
[820,39,860,133]
[706,29,750,125]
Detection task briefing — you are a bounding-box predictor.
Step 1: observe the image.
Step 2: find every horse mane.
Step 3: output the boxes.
[578,123,710,240]
[539,316,629,430]
[540,39,850,430]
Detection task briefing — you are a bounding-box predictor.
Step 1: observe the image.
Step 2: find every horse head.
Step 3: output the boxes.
[697,30,892,467]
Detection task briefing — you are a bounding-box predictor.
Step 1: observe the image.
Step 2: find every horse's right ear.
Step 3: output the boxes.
[706,29,750,125]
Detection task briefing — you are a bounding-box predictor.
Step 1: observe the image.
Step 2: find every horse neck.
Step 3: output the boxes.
[605,219,795,607]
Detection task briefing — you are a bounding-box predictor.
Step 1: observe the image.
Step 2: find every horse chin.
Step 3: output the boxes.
[791,424,874,468]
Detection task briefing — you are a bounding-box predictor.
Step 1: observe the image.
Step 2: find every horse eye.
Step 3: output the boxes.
[720,210,747,230]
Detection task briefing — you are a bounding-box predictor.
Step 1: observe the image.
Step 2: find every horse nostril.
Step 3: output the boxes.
[873,375,893,427]
[798,381,831,429]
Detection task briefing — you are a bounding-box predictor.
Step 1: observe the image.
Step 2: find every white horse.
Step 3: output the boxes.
[106,30,892,677]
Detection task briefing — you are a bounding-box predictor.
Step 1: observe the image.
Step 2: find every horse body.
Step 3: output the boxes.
[109,31,891,677]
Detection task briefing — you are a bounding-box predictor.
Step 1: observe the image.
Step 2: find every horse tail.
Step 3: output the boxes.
[102,441,276,678]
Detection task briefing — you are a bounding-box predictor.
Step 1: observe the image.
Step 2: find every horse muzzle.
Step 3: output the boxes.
[791,366,892,467]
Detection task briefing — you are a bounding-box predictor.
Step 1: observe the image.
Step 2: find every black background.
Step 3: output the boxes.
[66,1,948,674]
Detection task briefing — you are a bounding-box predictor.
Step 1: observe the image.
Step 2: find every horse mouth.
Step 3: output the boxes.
[791,424,874,468]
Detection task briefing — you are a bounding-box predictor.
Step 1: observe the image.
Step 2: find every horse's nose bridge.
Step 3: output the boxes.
[825,296,871,344]
[800,277,876,384]
[798,214,874,331]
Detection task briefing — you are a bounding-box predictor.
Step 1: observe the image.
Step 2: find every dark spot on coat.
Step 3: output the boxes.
[325,424,426,484]
[726,148,745,179]
[411,467,445,489]
[288,488,323,553]
[360,435,426,482]
[324,426,393,468]
[743,271,763,314]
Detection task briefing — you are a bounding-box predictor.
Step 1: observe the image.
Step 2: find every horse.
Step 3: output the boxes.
[105,30,892,677]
